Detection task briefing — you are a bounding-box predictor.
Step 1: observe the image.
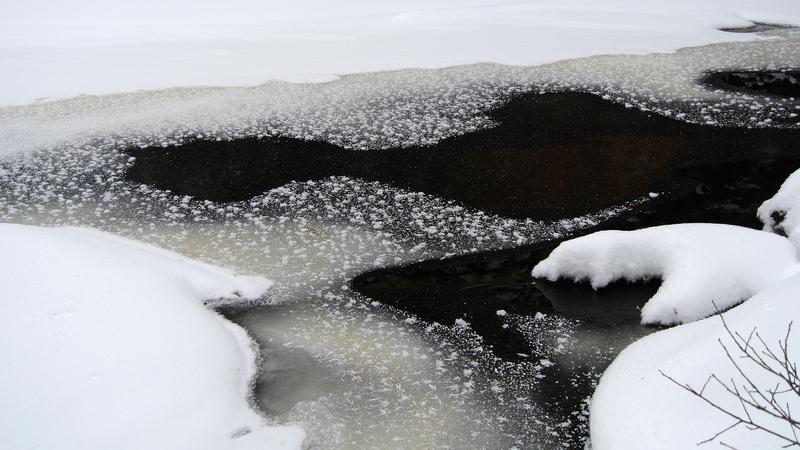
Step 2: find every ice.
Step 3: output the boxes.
[2,0,800,105]
[0,224,304,450]
[1,29,798,158]
[533,224,800,324]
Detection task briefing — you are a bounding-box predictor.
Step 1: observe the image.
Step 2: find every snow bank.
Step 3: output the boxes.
[0,224,304,450]
[591,271,800,450]
[532,224,799,324]
[2,0,800,105]
[759,168,800,249]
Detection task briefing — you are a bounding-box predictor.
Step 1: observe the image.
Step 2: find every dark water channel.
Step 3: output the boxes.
[126,82,800,447]
[703,70,800,98]
[348,156,800,446]
[126,91,800,220]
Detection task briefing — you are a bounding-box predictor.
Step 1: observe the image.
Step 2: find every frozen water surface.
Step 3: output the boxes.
[0,30,799,448]
[2,0,800,105]
[1,27,799,157]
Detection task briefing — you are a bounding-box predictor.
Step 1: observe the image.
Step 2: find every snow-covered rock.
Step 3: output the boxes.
[591,271,800,450]
[0,224,304,450]
[2,0,800,105]
[759,168,800,249]
[532,224,799,324]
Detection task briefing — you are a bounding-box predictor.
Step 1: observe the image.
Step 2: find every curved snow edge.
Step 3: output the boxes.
[532,223,799,324]
[0,224,304,450]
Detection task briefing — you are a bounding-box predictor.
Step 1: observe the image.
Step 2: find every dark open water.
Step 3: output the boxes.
[130,74,800,448]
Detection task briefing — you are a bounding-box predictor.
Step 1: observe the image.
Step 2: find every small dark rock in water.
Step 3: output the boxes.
[124,92,800,219]
[703,70,800,98]
[771,209,788,236]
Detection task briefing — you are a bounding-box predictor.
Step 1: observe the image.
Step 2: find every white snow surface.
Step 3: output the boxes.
[0,224,304,450]
[532,223,800,324]
[759,168,800,249]
[591,271,800,450]
[2,0,800,105]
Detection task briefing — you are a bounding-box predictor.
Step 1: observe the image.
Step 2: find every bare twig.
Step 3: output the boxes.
[660,312,800,447]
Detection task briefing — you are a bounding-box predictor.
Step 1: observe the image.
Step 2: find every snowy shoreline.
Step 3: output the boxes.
[533,166,800,448]
[0,224,304,450]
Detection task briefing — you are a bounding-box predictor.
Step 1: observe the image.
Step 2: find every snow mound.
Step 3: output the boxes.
[591,271,800,450]
[0,224,304,450]
[532,223,799,324]
[759,168,800,249]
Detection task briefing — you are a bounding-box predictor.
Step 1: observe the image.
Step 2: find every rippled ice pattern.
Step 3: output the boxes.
[0,29,798,448]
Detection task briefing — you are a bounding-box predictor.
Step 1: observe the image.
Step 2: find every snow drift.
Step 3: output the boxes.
[579,167,800,449]
[532,223,799,324]
[591,271,800,450]
[0,224,304,450]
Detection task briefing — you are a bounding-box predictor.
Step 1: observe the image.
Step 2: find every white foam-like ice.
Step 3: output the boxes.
[1,28,798,158]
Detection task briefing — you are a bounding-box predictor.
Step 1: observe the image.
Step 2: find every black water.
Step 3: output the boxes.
[126,91,800,219]
[704,70,800,98]
[126,84,800,448]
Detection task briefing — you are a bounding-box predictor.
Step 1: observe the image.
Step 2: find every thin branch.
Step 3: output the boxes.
[660,313,800,447]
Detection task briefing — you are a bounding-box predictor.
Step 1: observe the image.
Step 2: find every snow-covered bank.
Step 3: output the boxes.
[530,168,800,448]
[0,224,303,450]
[759,168,800,248]
[2,0,800,105]
[590,271,800,450]
[532,224,799,324]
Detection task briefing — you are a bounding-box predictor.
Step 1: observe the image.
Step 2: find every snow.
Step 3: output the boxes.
[2,0,800,105]
[759,168,800,249]
[590,271,800,450]
[578,170,800,449]
[0,224,304,450]
[532,224,799,324]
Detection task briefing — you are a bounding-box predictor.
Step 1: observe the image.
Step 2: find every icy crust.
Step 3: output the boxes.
[0,224,304,450]
[0,141,649,292]
[532,224,799,324]
[759,167,800,248]
[2,0,800,105]
[1,29,800,157]
[591,272,800,450]
[0,132,650,448]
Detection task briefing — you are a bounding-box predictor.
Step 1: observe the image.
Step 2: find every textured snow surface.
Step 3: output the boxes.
[591,272,800,450]
[532,224,799,324]
[759,167,800,249]
[0,224,304,450]
[2,0,800,105]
